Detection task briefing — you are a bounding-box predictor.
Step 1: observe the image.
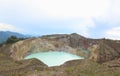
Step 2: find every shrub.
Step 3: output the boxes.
[6,36,24,44]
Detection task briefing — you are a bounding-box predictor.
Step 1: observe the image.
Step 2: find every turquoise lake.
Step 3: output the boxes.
[24,51,84,67]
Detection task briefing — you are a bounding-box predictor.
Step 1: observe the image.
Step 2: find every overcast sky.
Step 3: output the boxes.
[0,0,120,39]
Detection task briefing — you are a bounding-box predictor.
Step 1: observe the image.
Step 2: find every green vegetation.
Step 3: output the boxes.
[6,36,24,44]
[65,67,74,74]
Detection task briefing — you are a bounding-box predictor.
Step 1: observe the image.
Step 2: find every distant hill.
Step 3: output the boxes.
[0,31,26,44]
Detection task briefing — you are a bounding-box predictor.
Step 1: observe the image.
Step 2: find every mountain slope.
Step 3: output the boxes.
[1,33,119,63]
[0,33,120,76]
[0,31,26,44]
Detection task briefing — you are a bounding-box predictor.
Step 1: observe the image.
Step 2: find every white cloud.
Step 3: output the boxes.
[19,0,110,19]
[0,23,24,33]
[0,0,109,19]
[105,27,120,40]
[70,18,95,36]
[0,0,110,19]
[98,0,120,25]
[0,0,120,37]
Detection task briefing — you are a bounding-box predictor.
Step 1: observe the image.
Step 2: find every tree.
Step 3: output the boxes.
[6,36,20,44]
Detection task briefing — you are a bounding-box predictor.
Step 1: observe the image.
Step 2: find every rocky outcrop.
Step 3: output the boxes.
[0,33,120,76]
[10,38,56,60]
[89,40,120,63]
[98,40,120,63]
[1,33,120,63]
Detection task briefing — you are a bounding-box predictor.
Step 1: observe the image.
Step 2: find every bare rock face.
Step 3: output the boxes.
[98,40,120,63]
[89,44,99,62]
[1,33,119,64]
[10,38,56,60]
[9,34,80,60]
[0,33,120,76]
[89,40,120,63]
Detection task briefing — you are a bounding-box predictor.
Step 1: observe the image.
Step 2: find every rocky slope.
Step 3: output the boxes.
[0,33,120,76]
[7,33,120,62]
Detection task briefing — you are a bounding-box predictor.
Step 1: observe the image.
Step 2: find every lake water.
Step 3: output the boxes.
[24,51,84,67]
